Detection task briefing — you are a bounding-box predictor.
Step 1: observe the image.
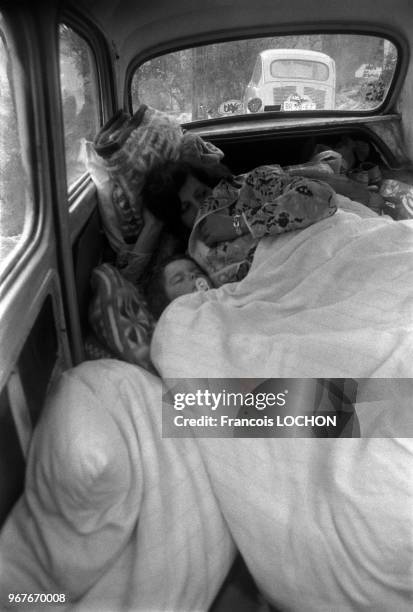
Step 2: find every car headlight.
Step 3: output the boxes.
[247,97,262,113]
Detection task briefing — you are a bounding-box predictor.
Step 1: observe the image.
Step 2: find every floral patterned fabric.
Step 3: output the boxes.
[189,165,337,286]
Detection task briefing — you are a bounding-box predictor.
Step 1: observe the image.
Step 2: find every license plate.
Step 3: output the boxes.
[283,101,316,111]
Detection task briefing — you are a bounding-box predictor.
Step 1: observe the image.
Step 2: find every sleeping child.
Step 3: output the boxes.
[146,254,212,318]
[143,162,338,287]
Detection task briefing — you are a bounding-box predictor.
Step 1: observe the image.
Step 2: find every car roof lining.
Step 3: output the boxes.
[62,0,411,115]
[65,0,411,66]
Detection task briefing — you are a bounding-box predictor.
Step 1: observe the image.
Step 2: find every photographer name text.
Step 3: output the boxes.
[171,389,336,428]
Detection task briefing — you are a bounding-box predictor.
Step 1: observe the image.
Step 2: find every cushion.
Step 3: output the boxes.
[88,263,155,371]
[87,106,183,254]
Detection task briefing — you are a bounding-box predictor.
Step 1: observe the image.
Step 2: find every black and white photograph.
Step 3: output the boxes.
[0,0,412,610]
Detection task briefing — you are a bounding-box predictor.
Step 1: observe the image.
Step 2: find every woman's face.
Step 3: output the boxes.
[178,174,212,228]
[163,259,210,301]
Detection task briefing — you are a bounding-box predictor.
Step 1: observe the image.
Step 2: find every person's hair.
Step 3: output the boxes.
[142,160,232,241]
[145,253,194,319]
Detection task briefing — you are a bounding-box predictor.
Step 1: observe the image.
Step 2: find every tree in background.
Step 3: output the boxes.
[0,32,26,243]
[59,24,100,184]
[131,50,192,114]
[131,34,397,119]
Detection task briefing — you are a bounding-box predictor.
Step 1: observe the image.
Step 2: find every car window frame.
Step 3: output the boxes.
[125,27,408,126]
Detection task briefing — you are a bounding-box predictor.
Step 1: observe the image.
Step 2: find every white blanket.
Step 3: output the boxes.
[152,202,413,378]
[2,199,412,612]
[150,199,413,610]
[1,362,411,612]
[0,361,235,612]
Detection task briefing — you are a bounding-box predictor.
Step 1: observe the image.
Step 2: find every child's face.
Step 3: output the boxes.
[163,259,211,301]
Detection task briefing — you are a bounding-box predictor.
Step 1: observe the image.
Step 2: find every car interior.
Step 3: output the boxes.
[0,0,412,610]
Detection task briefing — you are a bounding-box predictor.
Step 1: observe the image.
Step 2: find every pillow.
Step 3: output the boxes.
[87,105,183,254]
[89,263,155,371]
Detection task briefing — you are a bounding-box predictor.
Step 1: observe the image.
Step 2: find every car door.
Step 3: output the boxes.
[0,2,115,527]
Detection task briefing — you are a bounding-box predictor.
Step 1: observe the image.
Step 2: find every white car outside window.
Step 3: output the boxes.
[244,48,336,113]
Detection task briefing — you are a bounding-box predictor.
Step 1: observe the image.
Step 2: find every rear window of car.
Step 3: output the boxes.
[270,60,329,82]
[130,33,398,121]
